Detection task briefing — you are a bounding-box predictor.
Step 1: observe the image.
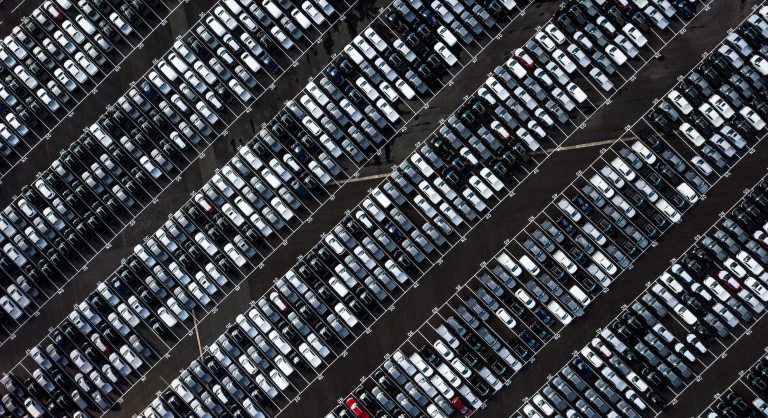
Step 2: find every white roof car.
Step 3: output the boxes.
[553,49,577,73]
[740,106,766,131]
[547,300,573,324]
[623,23,647,47]
[745,277,768,301]
[655,199,681,223]
[667,90,693,114]
[709,94,735,119]
[679,122,705,147]
[631,141,656,163]
[700,103,724,127]
[480,168,504,191]
[543,23,566,43]
[110,12,133,35]
[737,250,764,275]
[534,31,556,51]
[750,54,768,75]
[334,302,359,327]
[589,174,615,198]
[468,175,492,200]
[592,251,617,275]
[673,304,698,325]
[514,289,535,308]
[605,44,628,65]
[495,308,517,329]
[496,252,523,276]
[553,250,577,274]
[691,156,714,176]
[434,42,457,66]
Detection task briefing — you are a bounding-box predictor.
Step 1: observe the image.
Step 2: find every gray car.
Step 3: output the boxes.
[552,376,578,402]
[396,392,420,417]
[543,385,568,411]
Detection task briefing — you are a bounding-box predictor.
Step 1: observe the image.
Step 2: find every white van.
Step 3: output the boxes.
[518,255,540,276]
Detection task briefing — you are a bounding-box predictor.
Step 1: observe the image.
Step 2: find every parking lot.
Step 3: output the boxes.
[2,0,768,417]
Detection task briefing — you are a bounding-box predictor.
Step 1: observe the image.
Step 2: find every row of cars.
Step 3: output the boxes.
[700,350,768,418]
[514,176,768,418]
[653,9,768,173]
[321,5,768,415]
[0,0,170,168]
[0,0,533,415]
[0,0,540,341]
[136,0,719,417]
[0,0,353,340]
[325,125,715,418]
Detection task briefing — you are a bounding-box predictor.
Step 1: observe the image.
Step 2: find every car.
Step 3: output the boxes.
[110,12,133,35]
[434,42,458,66]
[345,396,370,418]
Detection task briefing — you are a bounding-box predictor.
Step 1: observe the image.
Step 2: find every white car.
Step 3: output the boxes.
[0,296,22,319]
[623,23,648,47]
[269,369,289,390]
[534,32,557,51]
[679,122,705,146]
[668,90,693,114]
[709,95,735,119]
[480,168,504,192]
[495,308,516,329]
[673,304,698,325]
[745,277,768,301]
[700,103,724,127]
[589,174,615,198]
[750,54,768,75]
[543,23,566,44]
[546,300,572,324]
[376,98,400,123]
[655,199,681,223]
[434,42,457,66]
[691,156,714,176]
[334,303,358,327]
[605,44,628,65]
[589,67,614,91]
[737,250,764,275]
[110,12,133,35]
[592,251,617,275]
[437,25,458,47]
[514,289,535,308]
[553,250,577,274]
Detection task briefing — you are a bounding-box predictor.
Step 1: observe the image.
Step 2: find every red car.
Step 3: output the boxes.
[612,0,630,10]
[269,292,290,313]
[345,396,370,418]
[194,193,215,214]
[451,396,472,417]
[513,48,536,70]
[718,271,741,292]
[43,1,65,22]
